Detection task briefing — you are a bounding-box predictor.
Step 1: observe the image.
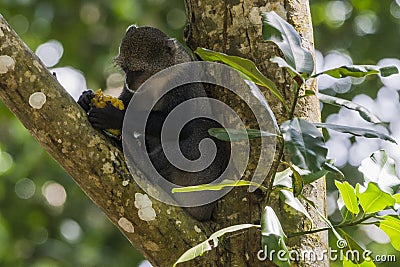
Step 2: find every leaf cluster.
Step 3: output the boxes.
[173,11,399,267]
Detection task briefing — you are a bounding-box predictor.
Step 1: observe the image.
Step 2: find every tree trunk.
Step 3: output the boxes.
[184,0,328,266]
[0,0,328,265]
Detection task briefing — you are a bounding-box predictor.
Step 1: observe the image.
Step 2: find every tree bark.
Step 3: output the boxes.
[0,0,328,265]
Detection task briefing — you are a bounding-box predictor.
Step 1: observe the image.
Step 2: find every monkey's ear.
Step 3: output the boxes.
[165,38,177,54]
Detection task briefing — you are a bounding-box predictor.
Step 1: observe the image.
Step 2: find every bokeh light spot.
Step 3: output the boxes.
[51,67,87,100]
[80,3,101,25]
[166,8,187,29]
[353,11,379,36]
[325,1,352,28]
[60,219,82,243]
[0,150,13,175]
[9,14,29,35]
[35,40,64,68]
[15,178,36,199]
[42,181,67,207]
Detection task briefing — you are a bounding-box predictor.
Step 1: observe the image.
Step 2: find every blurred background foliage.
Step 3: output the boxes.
[0,0,399,266]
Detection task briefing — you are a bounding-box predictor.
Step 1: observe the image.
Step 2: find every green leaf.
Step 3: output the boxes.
[358,150,400,194]
[301,167,328,184]
[335,181,360,215]
[337,195,354,223]
[270,56,301,77]
[291,160,344,184]
[322,162,345,180]
[243,79,280,131]
[378,215,400,251]
[313,65,398,78]
[171,179,267,193]
[273,168,293,188]
[208,128,277,142]
[173,224,260,267]
[356,183,396,214]
[260,11,314,75]
[380,65,399,77]
[281,118,328,172]
[316,92,383,124]
[275,162,341,187]
[290,165,303,197]
[343,258,376,267]
[279,190,312,221]
[173,240,211,267]
[301,89,316,98]
[261,206,290,267]
[315,123,396,144]
[393,194,400,204]
[261,206,286,239]
[338,229,371,265]
[195,47,287,110]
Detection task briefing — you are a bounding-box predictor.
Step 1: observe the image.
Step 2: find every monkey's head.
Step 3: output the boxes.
[115,26,185,91]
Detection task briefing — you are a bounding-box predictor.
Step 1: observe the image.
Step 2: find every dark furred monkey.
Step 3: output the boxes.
[78,26,230,221]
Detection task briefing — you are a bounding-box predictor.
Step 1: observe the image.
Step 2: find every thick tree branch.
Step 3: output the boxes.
[0,15,209,267]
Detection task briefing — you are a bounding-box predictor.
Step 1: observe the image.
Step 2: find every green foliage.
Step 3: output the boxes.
[279,190,312,221]
[260,11,314,75]
[338,229,371,265]
[208,128,277,142]
[379,216,400,251]
[315,92,384,124]
[315,123,396,144]
[343,258,376,267]
[335,181,360,215]
[281,118,328,172]
[358,150,400,194]
[312,65,398,78]
[270,56,301,77]
[172,179,267,193]
[261,206,290,267]
[356,183,396,214]
[172,224,260,267]
[195,47,287,110]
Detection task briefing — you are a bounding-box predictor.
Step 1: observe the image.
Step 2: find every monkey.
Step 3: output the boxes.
[77,26,230,221]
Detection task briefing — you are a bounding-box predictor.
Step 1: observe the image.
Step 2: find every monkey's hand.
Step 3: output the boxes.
[77,90,95,112]
[88,102,125,130]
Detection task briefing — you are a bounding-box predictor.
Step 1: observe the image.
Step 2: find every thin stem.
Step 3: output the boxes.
[287,214,378,238]
[289,80,302,119]
[265,78,302,204]
[265,137,285,204]
[337,214,376,227]
[288,227,331,238]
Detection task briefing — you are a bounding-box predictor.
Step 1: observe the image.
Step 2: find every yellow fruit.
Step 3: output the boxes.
[91,89,124,136]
